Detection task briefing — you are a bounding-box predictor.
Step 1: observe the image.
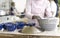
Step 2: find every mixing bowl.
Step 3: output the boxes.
[37,17,59,31]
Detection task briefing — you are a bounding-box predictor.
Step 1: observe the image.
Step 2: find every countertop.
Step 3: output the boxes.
[0,28,60,36]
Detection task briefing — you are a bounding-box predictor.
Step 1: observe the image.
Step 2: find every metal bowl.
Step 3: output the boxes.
[38,17,59,31]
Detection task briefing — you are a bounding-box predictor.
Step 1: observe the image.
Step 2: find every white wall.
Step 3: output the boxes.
[13,0,27,12]
[0,0,12,10]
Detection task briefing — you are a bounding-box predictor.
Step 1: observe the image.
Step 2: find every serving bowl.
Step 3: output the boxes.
[4,22,16,31]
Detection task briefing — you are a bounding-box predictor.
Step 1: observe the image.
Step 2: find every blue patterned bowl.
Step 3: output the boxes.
[4,22,16,31]
[0,24,3,30]
[16,22,25,29]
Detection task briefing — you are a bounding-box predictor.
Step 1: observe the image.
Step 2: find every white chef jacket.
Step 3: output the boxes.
[25,0,52,19]
[25,0,54,27]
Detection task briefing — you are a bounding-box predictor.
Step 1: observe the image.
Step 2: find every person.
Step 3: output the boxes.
[25,0,53,28]
[49,0,57,17]
[9,2,19,15]
[54,0,59,17]
[9,2,15,15]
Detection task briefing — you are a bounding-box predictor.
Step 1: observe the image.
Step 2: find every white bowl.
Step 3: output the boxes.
[38,17,59,31]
